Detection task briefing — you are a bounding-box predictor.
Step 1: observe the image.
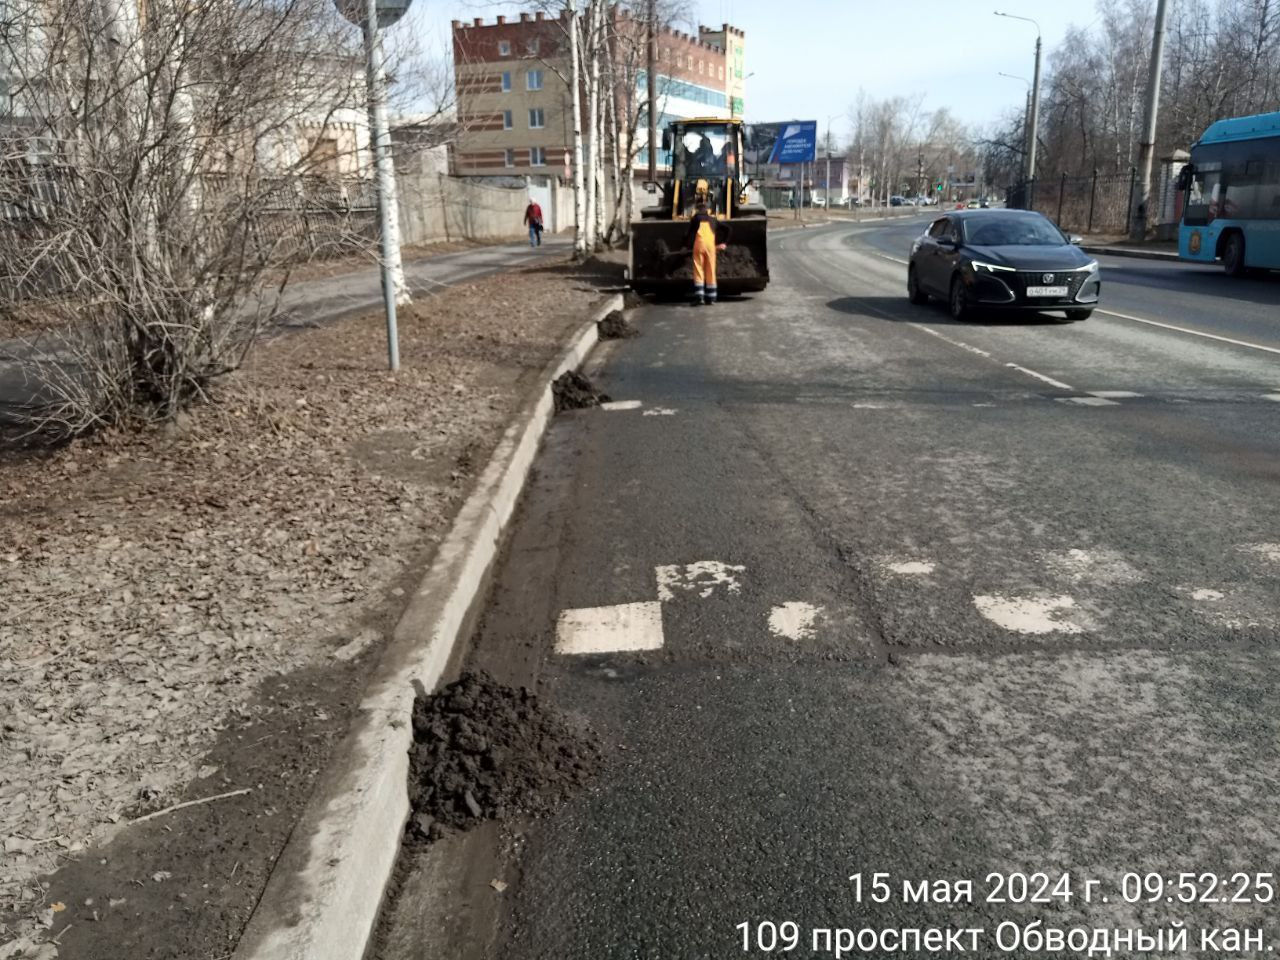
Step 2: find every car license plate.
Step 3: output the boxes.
[1026,285,1069,297]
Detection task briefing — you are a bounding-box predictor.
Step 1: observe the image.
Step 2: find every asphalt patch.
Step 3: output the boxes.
[552,370,611,411]
[406,671,601,839]
[597,310,639,340]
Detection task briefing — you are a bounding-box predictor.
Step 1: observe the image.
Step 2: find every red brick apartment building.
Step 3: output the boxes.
[451,11,744,177]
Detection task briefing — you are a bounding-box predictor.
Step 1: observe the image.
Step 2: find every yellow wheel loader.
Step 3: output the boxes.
[628,118,769,297]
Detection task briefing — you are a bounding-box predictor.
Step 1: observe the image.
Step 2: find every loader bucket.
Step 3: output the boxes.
[629,217,769,297]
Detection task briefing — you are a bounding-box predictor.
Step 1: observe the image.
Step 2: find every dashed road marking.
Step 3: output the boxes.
[1006,362,1075,391]
[1090,390,1144,399]
[656,561,745,601]
[1059,396,1120,407]
[973,594,1086,635]
[1264,394,1280,403]
[555,601,665,655]
[910,323,995,359]
[887,560,936,575]
[767,602,821,641]
[642,407,677,416]
[601,400,642,411]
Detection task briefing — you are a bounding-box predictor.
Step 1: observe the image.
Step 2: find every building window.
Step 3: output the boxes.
[529,107,545,129]
[526,69,543,91]
[502,110,512,130]
[505,148,515,168]
[501,71,512,91]
[718,65,724,79]
[498,40,511,56]
[527,38,540,54]
[698,61,704,74]
[530,146,546,166]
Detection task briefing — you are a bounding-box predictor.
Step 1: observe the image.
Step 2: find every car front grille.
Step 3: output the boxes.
[1011,270,1090,301]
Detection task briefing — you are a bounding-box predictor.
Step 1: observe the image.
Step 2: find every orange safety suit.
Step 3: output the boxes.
[686,211,725,304]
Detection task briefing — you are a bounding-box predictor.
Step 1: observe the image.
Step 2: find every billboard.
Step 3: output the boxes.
[746,121,818,165]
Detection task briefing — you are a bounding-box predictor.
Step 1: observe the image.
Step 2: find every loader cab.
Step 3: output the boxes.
[643,119,750,220]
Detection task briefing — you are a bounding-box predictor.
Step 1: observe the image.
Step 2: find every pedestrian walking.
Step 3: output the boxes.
[685,200,728,305]
[524,199,544,247]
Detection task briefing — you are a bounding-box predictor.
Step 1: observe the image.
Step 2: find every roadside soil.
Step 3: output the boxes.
[0,252,620,960]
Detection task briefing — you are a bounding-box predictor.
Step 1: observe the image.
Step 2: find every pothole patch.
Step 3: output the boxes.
[767,602,821,641]
[656,560,746,601]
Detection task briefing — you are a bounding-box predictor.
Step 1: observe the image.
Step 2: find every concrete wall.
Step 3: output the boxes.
[397,171,577,245]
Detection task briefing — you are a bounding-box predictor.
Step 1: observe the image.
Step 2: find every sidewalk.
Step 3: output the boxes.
[0,251,616,960]
[1079,236,1180,262]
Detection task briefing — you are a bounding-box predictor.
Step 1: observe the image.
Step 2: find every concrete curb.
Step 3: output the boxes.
[1082,244,1180,262]
[232,292,623,960]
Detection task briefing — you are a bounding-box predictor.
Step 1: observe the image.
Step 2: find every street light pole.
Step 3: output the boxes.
[1131,0,1170,240]
[995,12,1042,184]
[997,72,1031,180]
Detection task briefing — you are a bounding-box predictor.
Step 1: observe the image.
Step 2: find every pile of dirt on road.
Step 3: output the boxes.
[597,310,639,340]
[552,370,611,410]
[407,672,601,837]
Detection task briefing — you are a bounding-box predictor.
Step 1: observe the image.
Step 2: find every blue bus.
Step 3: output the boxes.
[1178,110,1280,275]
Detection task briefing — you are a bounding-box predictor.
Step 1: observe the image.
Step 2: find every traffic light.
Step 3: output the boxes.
[936,182,943,192]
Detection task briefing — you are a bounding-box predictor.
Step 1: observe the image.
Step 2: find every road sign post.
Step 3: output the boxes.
[339,0,411,371]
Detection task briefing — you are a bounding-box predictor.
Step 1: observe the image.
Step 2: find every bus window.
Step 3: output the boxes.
[1183,161,1221,225]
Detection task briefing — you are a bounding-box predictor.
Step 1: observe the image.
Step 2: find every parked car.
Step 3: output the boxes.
[890,195,905,206]
[811,196,826,208]
[906,209,1100,322]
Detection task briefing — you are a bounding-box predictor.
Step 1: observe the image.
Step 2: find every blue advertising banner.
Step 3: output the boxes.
[746,121,818,165]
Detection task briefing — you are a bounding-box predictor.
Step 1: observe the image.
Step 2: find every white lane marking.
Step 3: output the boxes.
[852,402,888,409]
[878,253,910,265]
[1097,307,1280,357]
[909,323,995,359]
[1090,390,1144,399]
[1192,588,1225,602]
[887,560,936,575]
[1059,396,1120,407]
[555,601,665,654]
[973,594,1086,635]
[972,402,996,407]
[1006,362,1076,391]
[601,400,642,411]
[642,407,677,416]
[1240,542,1280,565]
[767,602,821,641]
[655,560,746,601]
[1264,394,1280,402]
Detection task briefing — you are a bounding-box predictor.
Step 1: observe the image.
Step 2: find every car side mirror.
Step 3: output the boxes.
[1068,234,1083,245]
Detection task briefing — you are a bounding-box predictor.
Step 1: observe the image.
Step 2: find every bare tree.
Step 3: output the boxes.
[0,0,370,433]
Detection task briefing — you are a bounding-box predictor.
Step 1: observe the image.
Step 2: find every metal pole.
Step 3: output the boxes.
[646,0,656,183]
[1088,168,1098,232]
[1028,33,1041,182]
[825,126,832,209]
[1058,172,1066,225]
[1126,166,1137,235]
[364,0,401,371]
[1023,89,1032,181]
[1130,0,1170,240]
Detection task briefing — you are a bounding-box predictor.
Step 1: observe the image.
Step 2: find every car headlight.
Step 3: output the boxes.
[970,260,1015,273]
[1084,259,1099,273]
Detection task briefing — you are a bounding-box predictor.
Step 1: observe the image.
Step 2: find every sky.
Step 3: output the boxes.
[407,0,1101,140]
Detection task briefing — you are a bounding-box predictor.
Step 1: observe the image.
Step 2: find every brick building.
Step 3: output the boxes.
[451,11,745,178]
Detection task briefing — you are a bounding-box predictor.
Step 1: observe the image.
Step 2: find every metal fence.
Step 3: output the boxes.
[1007,168,1139,235]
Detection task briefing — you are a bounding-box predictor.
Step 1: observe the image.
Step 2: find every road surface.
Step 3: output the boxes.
[383,216,1280,959]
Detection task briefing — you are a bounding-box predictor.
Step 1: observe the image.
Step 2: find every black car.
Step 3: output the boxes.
[907,210,1100,321]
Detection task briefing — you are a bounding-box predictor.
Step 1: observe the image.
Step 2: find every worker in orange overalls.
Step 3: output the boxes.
[685,200,728,306]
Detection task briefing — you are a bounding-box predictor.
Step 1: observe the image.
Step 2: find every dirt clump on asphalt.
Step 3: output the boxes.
[597,310,639,340]
[407,671,601,838]
[552,370,611,410]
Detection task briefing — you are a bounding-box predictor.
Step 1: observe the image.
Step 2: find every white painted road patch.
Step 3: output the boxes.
[887,560,936,575]
[1090,390,1144,399]
[1191,588,1225,602]
[601,400,643,411]
[973,594,1085,635]
[1060,396,1120,407]
[555,601,665,654]
[767,602,821,641]
[1240,542,1280,565]
[656,560,746,601]
[643,407,677,416]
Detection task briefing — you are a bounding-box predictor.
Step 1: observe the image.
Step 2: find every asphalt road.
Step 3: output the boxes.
[385,218,1280,959]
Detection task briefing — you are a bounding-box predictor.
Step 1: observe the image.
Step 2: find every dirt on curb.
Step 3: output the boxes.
[0,255,613,960]
[551,370,611,410]
[597,310,638,340]
[406,671,601,838]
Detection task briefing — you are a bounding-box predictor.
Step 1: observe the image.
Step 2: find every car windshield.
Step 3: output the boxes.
[963,215,1066,246]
